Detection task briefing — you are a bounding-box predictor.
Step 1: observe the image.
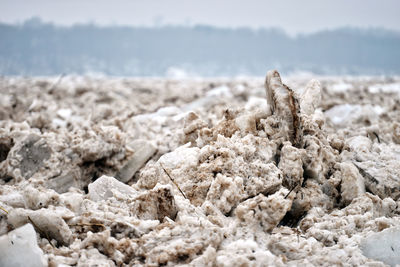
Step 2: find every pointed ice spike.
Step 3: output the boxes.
[265,70,302,147]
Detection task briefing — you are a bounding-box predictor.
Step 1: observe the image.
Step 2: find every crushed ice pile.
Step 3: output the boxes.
[1,73,400,266]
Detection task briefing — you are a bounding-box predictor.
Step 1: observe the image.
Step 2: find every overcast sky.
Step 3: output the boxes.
[1,0,399,35]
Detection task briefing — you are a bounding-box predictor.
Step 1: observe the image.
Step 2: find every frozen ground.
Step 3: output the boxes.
[0,74,400,266]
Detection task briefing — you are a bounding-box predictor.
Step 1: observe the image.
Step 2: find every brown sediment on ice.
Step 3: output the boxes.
[0,73,400,266]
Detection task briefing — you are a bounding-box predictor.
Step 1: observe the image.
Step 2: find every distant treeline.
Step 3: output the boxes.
[1,17,400,76]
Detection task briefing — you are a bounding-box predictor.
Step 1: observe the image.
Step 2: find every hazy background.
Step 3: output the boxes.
[1,0,400,77]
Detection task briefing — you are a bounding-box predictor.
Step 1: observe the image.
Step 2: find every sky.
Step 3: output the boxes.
[1,0,400,35]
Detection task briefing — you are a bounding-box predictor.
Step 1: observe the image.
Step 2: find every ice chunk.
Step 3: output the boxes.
[235,188,293,232]
[353,143,400,200]
[0,224,46,267]
[47,170,80,193]
[244,96,269,112]
[216,239,281,267]
[325,104,384,127]
[265,70,302,146]
[278,142,303,189]
[339,162,365,205]
[116,140,157,183]
[51,118,67,128]
[361,227,400,266]
[368,83,400,94]
[17,134,51,178]
[88,175,137,201]
[330,82,352,93]
[206,174,245,214]
[158,143,199,170]
[56,108,72,119]
[300,79,321,115]
[0,192,25,208]
[346,136,372,153]
[205,85,232,98]
[8,208,72,246]
[325,104,362,126]
[130,184,178,221]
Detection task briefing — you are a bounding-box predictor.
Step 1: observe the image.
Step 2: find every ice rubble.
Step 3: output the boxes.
[0,73,400,266]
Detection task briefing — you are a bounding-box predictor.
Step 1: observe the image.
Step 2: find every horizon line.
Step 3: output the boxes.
[1,16,399,37]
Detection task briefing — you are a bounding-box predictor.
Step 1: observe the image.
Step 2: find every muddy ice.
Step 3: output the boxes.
[0,73,400,266]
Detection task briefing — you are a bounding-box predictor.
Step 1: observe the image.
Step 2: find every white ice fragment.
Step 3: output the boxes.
[8,208,72,246]
[300,79,321,115]
[28,99,39,112]
[330,82,352,93]
[325,104,384,127]
[368,83,400,94]
[206,85,233,98]
[216,239,280,267]
[234,83,246,94]
[353,143,400,200]
[312,108,325,127]
[182,85,233,112]
[190,246,216,266]
[372,105,385,116]
[48,171,80,194]
[0,192,25,208]
[52,118,67,128]
[278,142,303,189]
[234,114,256,134]
[325,104,361,125]
[182,97,216,112]
[88,175,137,201]
[158,143,200,170]
[132,106,181,125]
[155,106,181,117]
[172,110,192,122]
[346,136,372,153]
[361,227,400,266]
[57,108,72,120]
[339,162,366,205]
[244,96,269,112]
[206,174,245,214]
[60,192,84,213]
[0,224,46,267]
